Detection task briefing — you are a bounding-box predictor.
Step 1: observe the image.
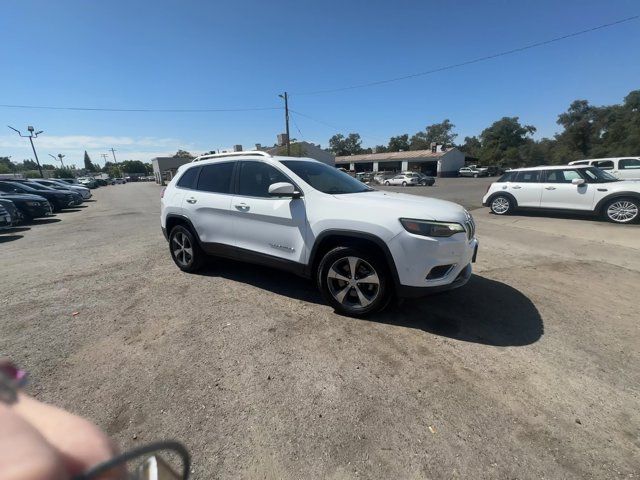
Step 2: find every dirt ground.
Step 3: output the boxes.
[1,182,638,479]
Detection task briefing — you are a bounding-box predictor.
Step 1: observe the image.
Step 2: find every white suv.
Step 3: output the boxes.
[161,152,478,316]
[483,165,640,224]
[568,157,640,180]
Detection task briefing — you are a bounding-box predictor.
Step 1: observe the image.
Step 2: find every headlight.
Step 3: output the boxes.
[400,218,466,238]
[25,201,40,206]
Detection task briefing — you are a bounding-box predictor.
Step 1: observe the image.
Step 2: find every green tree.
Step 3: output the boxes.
[329,133,363,156]
[119,160,148,173]
[373,145,388,153]
[83,151,97,171]
[387,134,410,152]
[41,163,56,170]
[554,100,598,158]
[53,168,75,179]
[410,119,458,150]
[460,136,482,158]
[173,149,194,158]
[478,117,536,167]
[0,164,11,174]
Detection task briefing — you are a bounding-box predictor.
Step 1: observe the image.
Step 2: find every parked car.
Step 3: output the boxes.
[459,166,489,178]
[95,178,109,186]
[0,204,12,228]
[112,178,126,185]
[0,198,23,225]
[568,157,640,180]
[484,166,504,176]
[407,172,436,186]
[161,152,478,316]
[383,174,420,186]
[0,193,52,220]
[30,179,92,199]
[0,181,75,212]
[373,171,395,184]
[482,165,640,224]
[59,178,80,185]
[77,177,98,188]
[355,172,374,184]
[13,180,84,206]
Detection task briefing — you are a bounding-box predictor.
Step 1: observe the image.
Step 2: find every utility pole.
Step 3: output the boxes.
[278,92,291,155]
[100,153,108,166]
[109,148,119,174]
[8,125,44,177]
[48,153,66,169]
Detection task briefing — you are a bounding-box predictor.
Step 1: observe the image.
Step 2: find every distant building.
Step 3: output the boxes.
[264,141,335,166]
[335,145,465,177]
[151,156,193,184]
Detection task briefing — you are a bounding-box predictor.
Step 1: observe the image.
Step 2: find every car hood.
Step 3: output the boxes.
[333,190,469,223]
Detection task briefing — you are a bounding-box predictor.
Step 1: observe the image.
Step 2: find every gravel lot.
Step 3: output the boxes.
[1,182,639,479]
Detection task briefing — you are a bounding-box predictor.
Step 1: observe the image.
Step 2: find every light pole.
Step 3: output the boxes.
[8,125,44,177]
[49,153,65,169]
[278,92,291,155]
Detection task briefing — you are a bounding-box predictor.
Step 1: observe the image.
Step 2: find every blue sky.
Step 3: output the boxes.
[0,0,638,167]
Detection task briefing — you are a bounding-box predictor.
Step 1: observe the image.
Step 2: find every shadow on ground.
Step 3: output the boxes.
[27,218,61,225]
[0,234,23,243]
[374,275,543,347]
[1,226,30,234]
[197,259,543,347]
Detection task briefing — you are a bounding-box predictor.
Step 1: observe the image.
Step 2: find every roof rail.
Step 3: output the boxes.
[192,150,272,162]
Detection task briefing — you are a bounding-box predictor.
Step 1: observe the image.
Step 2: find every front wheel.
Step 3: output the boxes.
[402,181,407,187]
[473,173,479,178]
[169,225,205,272]
[384,181,390,186]
[490,195,513,215]
[317,246,391,317]
[603,197,639,224]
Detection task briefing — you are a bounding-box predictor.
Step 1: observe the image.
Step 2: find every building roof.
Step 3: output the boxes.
[335,148,454,164]
[508,165,592,171]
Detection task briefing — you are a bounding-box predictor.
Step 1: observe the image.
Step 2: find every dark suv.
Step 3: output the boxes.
[0,181,75,211]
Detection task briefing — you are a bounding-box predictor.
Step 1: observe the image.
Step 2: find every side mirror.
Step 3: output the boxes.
[268,182,301,199]
[572,178,586,186]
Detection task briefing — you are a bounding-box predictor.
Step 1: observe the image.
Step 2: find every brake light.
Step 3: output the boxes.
[160,187,166,198]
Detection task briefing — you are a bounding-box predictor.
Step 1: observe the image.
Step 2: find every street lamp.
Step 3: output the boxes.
[8,125,44,178]
[49,153,65,169]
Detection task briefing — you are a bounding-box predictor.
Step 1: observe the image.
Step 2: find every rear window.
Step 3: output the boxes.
[514,171,540,183]
[177,166,199,189]
[196,162,234,193]
[619,158,640,170]
[593,160,614,170]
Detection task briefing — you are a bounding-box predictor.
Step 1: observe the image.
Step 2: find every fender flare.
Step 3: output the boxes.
[594,191,640,214]
[484,191,519,208]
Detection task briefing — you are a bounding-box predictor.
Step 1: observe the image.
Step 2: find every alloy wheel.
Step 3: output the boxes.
[326,256,380,310]
[172,231,194,267]
[491,196,510,214]
[607,200,638,223]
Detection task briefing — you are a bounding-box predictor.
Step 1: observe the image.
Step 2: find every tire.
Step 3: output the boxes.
[402,181,407,187]
[473,173,478,178]
[602,197,639,224]
[169,225,205,272]
[489,195,513,215]
[317,246,391,317]
[384,181,390,186]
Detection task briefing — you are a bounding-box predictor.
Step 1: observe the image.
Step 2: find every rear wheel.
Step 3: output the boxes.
[169,225,205,272]
[402,181,407,187]
[603,197,639,224]
[490,195,513,215]
[317,246,390,317]
[473,173,479,178]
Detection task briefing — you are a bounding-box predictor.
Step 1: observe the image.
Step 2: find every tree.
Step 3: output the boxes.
[119,160,148,173]
[460,136,482,158]
[84,151,97,171]
[373,145,388,153]
[53,168,75,179]
[478,117,536,167]
[555,100,597,158]
[273,143,307,157]
[329,133,363,156]
[387,134,410,152]
[410,119,458,150]
[173,150,194,158]
[0,164,11,174]
[41,163,56,170]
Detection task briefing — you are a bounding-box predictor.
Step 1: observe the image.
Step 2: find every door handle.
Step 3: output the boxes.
[234,203,250,211]
[511,185,522,189]
[545,186,556,190]
[186,197,197,204]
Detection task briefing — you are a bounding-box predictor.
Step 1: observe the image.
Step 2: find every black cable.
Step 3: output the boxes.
[293,15,639,95]
[0,104,281,113]
[71,440,191,480]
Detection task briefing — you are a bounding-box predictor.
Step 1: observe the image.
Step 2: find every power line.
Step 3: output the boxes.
[293,15,640,96]
[0,103,282,113]
[290,109,386,144]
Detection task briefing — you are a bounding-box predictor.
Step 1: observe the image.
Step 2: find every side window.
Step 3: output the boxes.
[238,161,290,198]
[196,162,234,193]
[619,158,640,170]
[545,170,581,183]
[593,160,614,170]
[497,172,514,182]
[514,171,540,183]
[176,167,199,189]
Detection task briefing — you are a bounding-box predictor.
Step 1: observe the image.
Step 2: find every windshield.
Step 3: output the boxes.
[281,161,373,194]
[23,182,52,191]
[582,167,618,182]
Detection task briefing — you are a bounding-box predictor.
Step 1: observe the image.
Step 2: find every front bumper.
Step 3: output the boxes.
[388,229,478,296]
[397,263,473,298]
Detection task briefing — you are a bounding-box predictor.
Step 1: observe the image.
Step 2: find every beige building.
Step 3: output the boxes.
[335,146,465,177]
